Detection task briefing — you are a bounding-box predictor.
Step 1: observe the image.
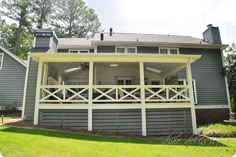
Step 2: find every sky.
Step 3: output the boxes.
[84,0,236,44]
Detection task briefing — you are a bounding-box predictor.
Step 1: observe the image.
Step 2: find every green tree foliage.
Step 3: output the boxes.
[0,20,32,59]
[51,0,101,38]
[32,0,54,29]
[0,0,101,59]
[224,43,236,112]
[0,0,32,55]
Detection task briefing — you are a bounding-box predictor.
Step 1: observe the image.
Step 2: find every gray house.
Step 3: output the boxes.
[22,25,230,136]
[0,46,27,110]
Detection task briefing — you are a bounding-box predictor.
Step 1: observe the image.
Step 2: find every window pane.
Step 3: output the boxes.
[160,49,168,54]
[170,49,178,54]
[70,51,78,53]
[117,48,125,53]
[80,50,89,53]
[127,48,136,53]
[151,80,160,85]
[125,80,132,85]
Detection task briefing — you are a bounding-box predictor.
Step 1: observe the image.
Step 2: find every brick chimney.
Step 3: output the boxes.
[202,24,222,44]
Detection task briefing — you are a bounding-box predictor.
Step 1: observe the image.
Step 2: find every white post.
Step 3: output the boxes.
[186,61,197,134]
[88,61,94,131]
[42,63,48,85]
[139,62,147,136]
[33,61,43,125]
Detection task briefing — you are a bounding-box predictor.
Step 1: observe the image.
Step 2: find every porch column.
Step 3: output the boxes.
[42,63,48,85]
[139,61,147,136]
[186,61,197,134]
[88,61,94,131]
[33,60,43,125]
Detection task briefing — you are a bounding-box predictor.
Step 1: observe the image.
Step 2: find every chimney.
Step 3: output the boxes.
[100,33,104,41]
[202,24,222,44]
[32,28,58,53]
[110,28,113,36]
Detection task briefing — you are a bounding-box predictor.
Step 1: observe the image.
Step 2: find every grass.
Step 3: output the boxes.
[0,116,17,122]
[198,123,236,137]
[0,126,235,157]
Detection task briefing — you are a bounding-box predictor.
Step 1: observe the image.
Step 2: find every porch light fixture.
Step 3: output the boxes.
[109,63,118,67]
[145,66,162,73]
[64,66,81,73]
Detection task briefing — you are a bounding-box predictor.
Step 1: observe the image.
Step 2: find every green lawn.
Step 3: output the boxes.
[198,123,236,137]
[0,126,235,157]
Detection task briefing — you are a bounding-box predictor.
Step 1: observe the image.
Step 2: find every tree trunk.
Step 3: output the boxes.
[14,23,22,55]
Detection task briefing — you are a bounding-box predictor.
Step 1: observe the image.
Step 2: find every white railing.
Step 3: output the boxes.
[40,85,89,103]
[92,85,141,103]
[144,85,190,102]
[39,85,190,104]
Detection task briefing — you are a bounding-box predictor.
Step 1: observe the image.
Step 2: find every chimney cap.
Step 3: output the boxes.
[207,24,213,28]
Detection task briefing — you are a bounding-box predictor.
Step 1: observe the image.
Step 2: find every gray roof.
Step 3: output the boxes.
[93,32,209,44]
[57,32,226,48]
[58,38,92,49]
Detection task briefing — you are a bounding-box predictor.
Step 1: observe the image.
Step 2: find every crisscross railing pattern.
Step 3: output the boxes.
[92,85,141,103]
[144,85,190,102]
[40,85,89,103]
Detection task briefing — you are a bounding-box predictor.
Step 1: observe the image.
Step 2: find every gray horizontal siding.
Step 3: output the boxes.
[24,59,38,120]
[177,48,228,105]
[35,37,50,48]
[146,108,192,135]
[0,49,26,107]
[93,109,142,135]
[39,109,88,129]
[137,46,158,54]
[97,46,115,53]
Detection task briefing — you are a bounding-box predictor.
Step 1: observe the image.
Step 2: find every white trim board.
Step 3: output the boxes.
[0,53,4,70]
[0,45,27,67]
[195,105,230,109]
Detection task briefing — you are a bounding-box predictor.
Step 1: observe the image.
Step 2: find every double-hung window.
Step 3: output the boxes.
[0,53,4,70]
[116,47,137,53]
[159,48,179,55]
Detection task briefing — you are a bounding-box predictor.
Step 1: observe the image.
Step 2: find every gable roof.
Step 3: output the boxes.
[91,32,227,48]
[0,45,27,68]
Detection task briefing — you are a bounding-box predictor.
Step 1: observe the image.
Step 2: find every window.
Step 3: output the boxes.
[69,50,89,53]
[127,47,136,53]
[159,48,179,55]
[116,47,125,53]
[117,77,132,85]
[178,79,198,104]
[160,49,168,54]
[0,53,4,70]
[150,79,161,85]
[116,47,137,53]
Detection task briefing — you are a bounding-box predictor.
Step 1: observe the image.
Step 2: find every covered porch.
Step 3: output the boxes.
[30,53,201,135]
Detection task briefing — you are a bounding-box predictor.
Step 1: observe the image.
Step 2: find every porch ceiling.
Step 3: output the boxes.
[30,53,201,64]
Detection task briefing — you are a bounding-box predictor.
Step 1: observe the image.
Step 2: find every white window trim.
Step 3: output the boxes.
[159,48,179,55]
[68,49,89,53]
[115,46,137,54]
[0,53,4,70]
[178,79,198,104]
[116,77,133,85]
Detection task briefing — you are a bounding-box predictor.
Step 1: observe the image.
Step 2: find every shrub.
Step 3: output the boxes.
[0,103,18,114]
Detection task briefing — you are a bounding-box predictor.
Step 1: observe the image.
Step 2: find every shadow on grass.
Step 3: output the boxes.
[0,126,227,147]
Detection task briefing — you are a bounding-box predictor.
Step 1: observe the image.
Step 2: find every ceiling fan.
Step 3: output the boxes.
[145,66,162,74]
[64,63,89,73]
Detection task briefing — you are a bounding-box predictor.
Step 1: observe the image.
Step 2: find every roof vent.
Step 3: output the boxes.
[110,28,113,36]
[100,33,104,41]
